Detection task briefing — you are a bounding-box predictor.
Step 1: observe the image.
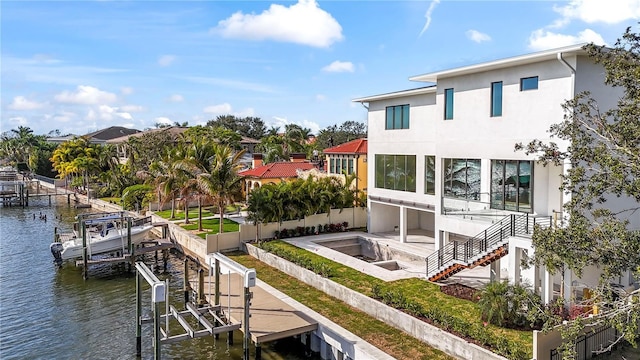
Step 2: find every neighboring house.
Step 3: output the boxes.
[238,153,316,198]
[323,138,368,194]
[353,44,638,304]
[106,126,189,162]
[47,126,140,145]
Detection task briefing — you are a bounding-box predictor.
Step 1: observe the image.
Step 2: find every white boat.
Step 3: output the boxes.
[50,215,154,264]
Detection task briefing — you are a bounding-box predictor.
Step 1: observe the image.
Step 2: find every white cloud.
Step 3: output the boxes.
[553,0,640,25]
[168,94,184,102]
[55,85,117,105]
[158,55,176,67]
[8,96,46,110]
[528,28,606,51]
[155,117,173,126]
[269,116,320,135]
[315,94,326,101]
[466,30,491,43]
[8,116,28,126]
[120,105,144,112]
[121,87,134,95]
[419,0,440,37]
[214,0,343,48]
[52,111,77,123]
[86,105,133,122]
[203,103,255,117]
[322,61,354,73]
[204,103,233,114]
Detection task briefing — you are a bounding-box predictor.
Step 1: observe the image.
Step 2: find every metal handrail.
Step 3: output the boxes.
[425,213,553,278]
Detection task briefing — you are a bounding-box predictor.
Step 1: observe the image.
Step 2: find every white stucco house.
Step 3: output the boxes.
[353,44,638,304]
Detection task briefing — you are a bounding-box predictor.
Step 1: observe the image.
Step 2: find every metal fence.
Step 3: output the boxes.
[550,325,619,360]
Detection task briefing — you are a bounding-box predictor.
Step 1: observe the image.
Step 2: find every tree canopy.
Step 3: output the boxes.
[206,115,266,140]
[517,26,640,352]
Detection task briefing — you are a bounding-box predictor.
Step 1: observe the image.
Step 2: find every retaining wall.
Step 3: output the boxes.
[245,243,508,360]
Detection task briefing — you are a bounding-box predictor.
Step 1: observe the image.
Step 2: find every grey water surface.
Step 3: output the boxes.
[0,196,316,360]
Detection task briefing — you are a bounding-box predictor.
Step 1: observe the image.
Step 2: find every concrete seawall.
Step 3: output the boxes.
[245,243,508,360]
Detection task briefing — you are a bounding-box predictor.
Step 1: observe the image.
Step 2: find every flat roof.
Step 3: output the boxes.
[410,43,587,82]
[353,44,589,102]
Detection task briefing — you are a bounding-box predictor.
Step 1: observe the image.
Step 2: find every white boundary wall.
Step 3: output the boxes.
[245,243,508,360]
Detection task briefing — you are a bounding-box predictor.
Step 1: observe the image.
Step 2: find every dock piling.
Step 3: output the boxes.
[82,221,88,280]
[183,258,190,307]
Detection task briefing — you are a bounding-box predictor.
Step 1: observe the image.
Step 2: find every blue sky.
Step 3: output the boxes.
[2,0,639,136]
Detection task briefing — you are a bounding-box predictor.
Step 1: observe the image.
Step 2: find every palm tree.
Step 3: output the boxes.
[196,145,245,234]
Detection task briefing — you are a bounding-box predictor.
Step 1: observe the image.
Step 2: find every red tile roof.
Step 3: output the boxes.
[238,162,316,179]
[323,138,367,154]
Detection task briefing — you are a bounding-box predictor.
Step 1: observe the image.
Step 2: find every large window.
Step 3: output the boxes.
[443,158,481,200]
[375,154,416,192]
[444,88,454,120]
[520,76,538,91]
[329,156,353,175]
[491,81,503,117]
[385,104,410,129]
[424,155,435,195]
[491,160,532,213]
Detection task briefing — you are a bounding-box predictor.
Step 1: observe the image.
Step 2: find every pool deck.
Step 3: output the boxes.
[285,231,507,287]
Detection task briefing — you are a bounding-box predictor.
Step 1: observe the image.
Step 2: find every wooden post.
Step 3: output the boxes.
[198,268,205,306]
[243,287,251,360]
[154,301,161,360]
[136,270,142,356]
[24,187,28,207]
[67,193,71,205]
[127,217,132,254]
[82,221,88,280]
[48,194,51,205]
[183,258,190,307]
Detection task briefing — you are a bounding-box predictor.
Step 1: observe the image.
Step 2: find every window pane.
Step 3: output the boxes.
[467,159,481,200]
[330,158,335,174]
[518,161,532,212]
[394,107,403,129]
[406,155,416,192]
[385,155,395,189]
[444,89,454,120]
[520,76,538,91]
[386,107,393,129]
[504,160,518,211]
[425,155,435,195]
[342,159,347,174]
[402,105,410,129]
[348,159,353,175]
[491,82,502,117]
[491,160,505,210]
[375,155,384,188]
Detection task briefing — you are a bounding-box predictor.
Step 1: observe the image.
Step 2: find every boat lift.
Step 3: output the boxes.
[135,255,256,360]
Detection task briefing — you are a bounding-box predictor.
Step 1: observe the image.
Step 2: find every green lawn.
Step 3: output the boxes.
[99,197,122,204]
[180,218,240,239]
[255,240,533,360]
[228,252,454,360]
[154,208,215,220]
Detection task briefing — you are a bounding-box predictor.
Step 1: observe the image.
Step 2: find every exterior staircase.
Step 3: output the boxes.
[425,213,551,282]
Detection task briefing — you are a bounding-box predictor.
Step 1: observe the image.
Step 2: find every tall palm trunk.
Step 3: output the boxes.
[198,197,203,231]
[218,200,225,234]
[184,197,190,224]
[170,195,176,219]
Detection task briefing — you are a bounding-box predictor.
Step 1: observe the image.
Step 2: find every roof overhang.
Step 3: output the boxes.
[410,44,588,82]
[352,85,436,103]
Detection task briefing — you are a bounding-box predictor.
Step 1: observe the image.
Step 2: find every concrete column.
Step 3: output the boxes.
[311,333,320,353]
[320,339,331,360]
[508,245,522,285]
[490,260,501,283]
[399,206,407,243]
[563,268,573,306]
[534,264,541,295]
[542,266,553,304]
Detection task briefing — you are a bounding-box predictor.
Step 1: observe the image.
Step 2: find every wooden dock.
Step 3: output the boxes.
[191,273,318,345]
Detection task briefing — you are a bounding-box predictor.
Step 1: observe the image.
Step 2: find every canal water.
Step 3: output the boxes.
[0,196,317,360]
